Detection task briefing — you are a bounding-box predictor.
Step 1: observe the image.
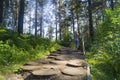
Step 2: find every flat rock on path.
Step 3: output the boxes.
[42,64,65,69]
[32,68,61,76]
[61,67,86,76]
[48,55,68,60]
[24,61,39,65]
[50,60,69,65]
[67,59,87,67]
[21,65,43,71]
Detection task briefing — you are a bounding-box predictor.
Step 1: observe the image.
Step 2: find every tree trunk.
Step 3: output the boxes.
[18,0,25,34]
[111,0,114,10]
[3,0,9,27]
[55,11,58,41]
[29,10,32,34]
[58,0,61,40]
[72,12,75,39]
[53,0,58,41]
[40,0,43,36]
[0,0,4,24]
[76,14,80,34]
[12,0,19,31]
[14,0,19,31]
[88,0,94,41]
[35,0,38,36]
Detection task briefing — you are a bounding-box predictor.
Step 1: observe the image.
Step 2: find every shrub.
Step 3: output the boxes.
[86,7,120,80]
[0,26,60,76]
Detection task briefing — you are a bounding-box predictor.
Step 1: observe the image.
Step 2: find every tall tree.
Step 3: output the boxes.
[69,0,75,37]
[18,0,25,34]
[55,0,58,41]
[55,8,58,41]
[39,0,43,36]
[71,12,75,36]
[0,0,4,24]
[35,0,38,36]
[52,0,58,40]
[58,0,62,40]
[13,0,19,31]
[111,0,114,10]
[88,0,94,41]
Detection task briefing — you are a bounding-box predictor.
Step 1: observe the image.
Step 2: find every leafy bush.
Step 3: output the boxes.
[86,7,120,80]
[0,25,60,76]
[60,31,73,47]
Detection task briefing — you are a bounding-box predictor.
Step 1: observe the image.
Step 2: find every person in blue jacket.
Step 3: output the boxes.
[74,31,79,50]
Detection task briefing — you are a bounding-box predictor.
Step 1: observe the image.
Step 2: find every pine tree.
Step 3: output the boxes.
[88,0,94,41]
[18,0,25,34]
[0,0,4,24]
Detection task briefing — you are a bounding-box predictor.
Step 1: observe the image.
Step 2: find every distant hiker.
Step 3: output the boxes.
[74,31,79,49]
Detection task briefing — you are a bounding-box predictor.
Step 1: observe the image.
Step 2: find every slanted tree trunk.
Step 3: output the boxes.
[0,0,4,24]
[18,0,25,34]
[88,0,94,41]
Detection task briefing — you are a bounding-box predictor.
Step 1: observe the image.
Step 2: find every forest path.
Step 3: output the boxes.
[7,47,88,80]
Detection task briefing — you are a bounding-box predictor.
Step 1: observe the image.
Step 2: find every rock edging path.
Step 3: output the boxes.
[7,47,88,80]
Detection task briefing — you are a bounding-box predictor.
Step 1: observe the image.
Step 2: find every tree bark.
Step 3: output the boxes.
[72,12,75,39]
[53,0,58,41]
[76,13,80,34]
[58,0,61,40]
[55,10,58,41]
[40,0,43,36]
[35,0,38,36]
[18,0,25,34]
[0,0,4,24]
[88,0,94,41]
[111,0,114,10]
[14,0,19,31]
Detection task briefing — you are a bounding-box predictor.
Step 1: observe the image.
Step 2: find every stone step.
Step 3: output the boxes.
[50,60,69,65]
[36,59,51,64]
[24,62,39,66]
[21,65,43,71]
[61,67,86,76]
[42,64,65,69]
[66,59,87,67]
[48,55,67,60]
[32,68,61,76]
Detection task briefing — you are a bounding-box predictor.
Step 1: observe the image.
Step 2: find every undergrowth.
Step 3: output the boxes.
[86,7,120,80]
[0,25,60,79]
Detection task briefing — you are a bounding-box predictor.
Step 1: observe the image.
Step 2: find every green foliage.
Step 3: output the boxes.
[0,26,60,76]
[14,68,23,74]
[60,31,73,47]
[86,7,120,80]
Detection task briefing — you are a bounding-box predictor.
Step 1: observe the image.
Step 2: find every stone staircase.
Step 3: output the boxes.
[7,47,88,80]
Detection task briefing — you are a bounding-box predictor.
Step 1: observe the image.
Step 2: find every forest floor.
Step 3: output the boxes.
[6,47,88,80]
